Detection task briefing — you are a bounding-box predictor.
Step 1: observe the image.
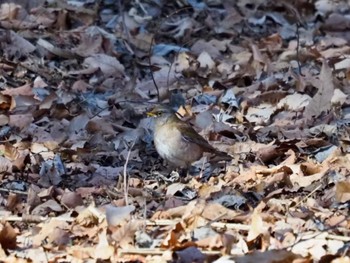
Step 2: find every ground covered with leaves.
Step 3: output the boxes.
[0,0,349,262]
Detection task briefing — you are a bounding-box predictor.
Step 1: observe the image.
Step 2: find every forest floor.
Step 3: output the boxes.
[0,0,349,262]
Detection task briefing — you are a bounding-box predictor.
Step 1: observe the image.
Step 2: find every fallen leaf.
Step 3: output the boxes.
[305,60,334,119]
[335,181,350,203]
[105,205,135,227]
[0,222,17,250]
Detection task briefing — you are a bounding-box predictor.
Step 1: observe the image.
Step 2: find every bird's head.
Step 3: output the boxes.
[147,105,177,117]
[147,105,183,125]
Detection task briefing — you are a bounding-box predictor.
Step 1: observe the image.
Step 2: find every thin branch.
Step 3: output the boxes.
[148,36,160,101]
[0,215,74,223]
[118,0,131,44]
[148,7,193,102]
[295,22,303,76]
[167,39,192,88]
[0,188,28,195]
[145,219,251,231]
[123,140,136,205]
[292,183,322,208]
[119,248,222,256]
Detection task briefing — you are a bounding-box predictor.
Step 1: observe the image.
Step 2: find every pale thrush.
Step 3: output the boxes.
[147,105,230,169]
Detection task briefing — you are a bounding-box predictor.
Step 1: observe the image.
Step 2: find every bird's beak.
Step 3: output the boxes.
[146,111,157,117]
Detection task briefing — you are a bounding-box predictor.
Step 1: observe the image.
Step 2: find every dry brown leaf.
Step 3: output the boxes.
[105,204,135,227]
[8,114,33,130]
[335,181,350,203]
[83,54,125,77]
[1,84,33,96]
[197,51,215,70]
[110,221,141,249]
[94,230,114,260]
[332,257,350,263]
[161,222,185,249]
[0,222,17,250]
[47,228,71,246]
[304,60,334,119]
[0,3,21,20]
[247,203,268,241]
[32,220,69,247]
[174,246,206,263]
[31,199,63,216]
[277,93,311,111]
[75,205,104,227]
[232,250,303,263]
[60,191,84,209]
[331,89,347,105]
[245,103,276,124]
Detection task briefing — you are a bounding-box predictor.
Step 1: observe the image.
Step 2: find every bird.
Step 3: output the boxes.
[147,105,231,170]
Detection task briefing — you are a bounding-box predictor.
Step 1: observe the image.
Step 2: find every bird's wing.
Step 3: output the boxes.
[176,122,216,152]
[176,121,231,160]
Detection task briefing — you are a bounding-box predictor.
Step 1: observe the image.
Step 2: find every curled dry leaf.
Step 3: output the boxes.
[247,204,268,242]
[105,205,135,227]
[60,191,84,209]
[2,30,35,57]
[31,199,63,216]
[75,205,104,227]
[174,246,206,263]
[197,51,215,70]
[94,230,114,260]
[231,250,303,263]
[0,222,17,250]
[245,103,276,124]
[277,93,311,111]
[304,60,334,119]
[335,181,350,203]
[83,54,125,77]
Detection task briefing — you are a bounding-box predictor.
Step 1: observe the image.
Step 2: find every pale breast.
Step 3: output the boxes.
[154,123,203,167]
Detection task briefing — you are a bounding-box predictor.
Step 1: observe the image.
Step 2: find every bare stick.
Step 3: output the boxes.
[0,215,74,223]
[119,248,221,256]
[167,39,193,88]
[123,140,136,205]
[148,7,193,102]
[0,188,28,195]
[295,23,303,76]
[145,219,251,231]
[148,36,160,101]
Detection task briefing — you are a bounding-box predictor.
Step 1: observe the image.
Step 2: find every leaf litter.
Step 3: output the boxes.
[0,0,348,262]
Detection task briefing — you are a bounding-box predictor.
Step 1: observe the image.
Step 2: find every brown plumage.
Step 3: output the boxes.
[148,105,230,168]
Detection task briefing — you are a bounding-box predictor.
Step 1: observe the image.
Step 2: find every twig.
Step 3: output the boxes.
[299,232,350,242]
[281,1,304,76]
[0,188,28,195]
[89,100,158,119]
[199,157,206,179]
[123,140,136,205]
[19,61,52,81]
[292,183,322,208]
[119,248,222,256]
[148,7,193,102]
[148,36,160,101]
[210,222,251,231]
[118,0,130,44]
[295,22,303,76]
[327,234,350,242]
[0,215,74,223]
[145,219,251,231]
[145,219,180,226]
[167,39,192,88]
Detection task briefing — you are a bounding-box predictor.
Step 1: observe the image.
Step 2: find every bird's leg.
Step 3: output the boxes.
[179,167,188,177]
[180,166,201,183]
